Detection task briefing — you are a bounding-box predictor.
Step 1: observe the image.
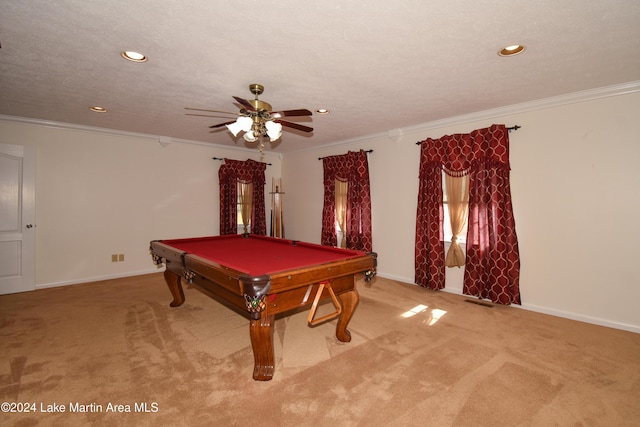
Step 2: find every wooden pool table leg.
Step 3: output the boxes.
[336,289,359,342]
[249,313,275,381]
[163,269,185,307]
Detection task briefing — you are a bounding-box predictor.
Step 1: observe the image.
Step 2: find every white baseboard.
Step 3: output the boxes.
[35,268,163,290]
[513,302,640,334]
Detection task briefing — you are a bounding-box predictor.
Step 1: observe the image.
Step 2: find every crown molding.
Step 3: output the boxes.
[399,80,640,136]
[2,81,638,158]
[0,114,283,160]
[288,80,640,155]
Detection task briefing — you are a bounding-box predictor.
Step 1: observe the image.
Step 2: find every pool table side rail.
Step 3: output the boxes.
[184,251,375,295]
[262,255,375,291]
[150,240,186,266]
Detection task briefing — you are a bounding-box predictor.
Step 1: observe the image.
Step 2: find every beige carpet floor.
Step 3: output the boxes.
[1,273,639,426]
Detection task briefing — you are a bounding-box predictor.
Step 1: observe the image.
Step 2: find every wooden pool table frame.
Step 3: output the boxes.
[150,236,376,380]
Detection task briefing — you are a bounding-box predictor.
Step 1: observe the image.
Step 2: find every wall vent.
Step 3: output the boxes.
[464,299,494,308]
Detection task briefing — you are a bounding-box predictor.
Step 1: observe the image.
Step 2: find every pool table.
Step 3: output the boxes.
[149,234,377,381]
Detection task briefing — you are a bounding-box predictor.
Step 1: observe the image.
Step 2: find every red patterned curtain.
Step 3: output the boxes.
[321,150,373,252]
[415,160,446,290]
[415,124,520,304]
[219,159,267,235]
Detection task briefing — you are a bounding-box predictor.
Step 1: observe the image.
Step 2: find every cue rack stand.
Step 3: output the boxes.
[270,178,285,238]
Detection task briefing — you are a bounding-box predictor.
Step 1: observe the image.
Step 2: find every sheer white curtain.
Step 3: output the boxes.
[238,181,253,233]
[444,174,469,267]
[335,179,348,248]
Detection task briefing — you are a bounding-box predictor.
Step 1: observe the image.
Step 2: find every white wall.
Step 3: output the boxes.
[283,89,640,332]
[1,85,638,333]
[0,121,282,287]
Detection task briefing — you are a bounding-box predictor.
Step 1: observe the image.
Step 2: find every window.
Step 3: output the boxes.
[442,172,469,244]
[442,198,468,244]
[335,179,348,248]
[237,181,253,234]
[219,159,267,236]
[442,201,458,243]
[320,150,372,252]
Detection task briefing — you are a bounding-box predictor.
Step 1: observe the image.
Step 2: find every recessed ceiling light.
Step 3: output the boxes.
[90,106,107,113]
[498,44,526,57]
[316,108,330,114]
[121,50,147,62]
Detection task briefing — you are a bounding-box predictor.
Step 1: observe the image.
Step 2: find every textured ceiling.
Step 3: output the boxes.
[1,1,639,153]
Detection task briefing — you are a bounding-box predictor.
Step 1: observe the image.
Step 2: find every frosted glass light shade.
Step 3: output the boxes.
[243,131,257,142]
[226,116,253,136]
[265,121,283,142]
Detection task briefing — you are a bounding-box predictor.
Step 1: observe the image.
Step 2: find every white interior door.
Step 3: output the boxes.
[0,144,36,295]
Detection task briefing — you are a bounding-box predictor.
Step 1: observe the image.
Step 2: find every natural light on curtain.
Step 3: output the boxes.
[335,179,348,248]
[321,150,372,252]
[415,124,520,305]
[238,181,253,233]
[218,158,267,235]
[444,174,469,267]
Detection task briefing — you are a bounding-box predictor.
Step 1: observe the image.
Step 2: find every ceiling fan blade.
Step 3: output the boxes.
[276,120,313,133]
[209,120,236,129]
[271,109,312,118]
[185,107,238,115]
[233,96,256,111]
[186,113,236,119]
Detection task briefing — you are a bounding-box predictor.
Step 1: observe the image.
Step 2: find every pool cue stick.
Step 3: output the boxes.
[275,179,281,237]
[280,178,285,238]
[270,178,275,236]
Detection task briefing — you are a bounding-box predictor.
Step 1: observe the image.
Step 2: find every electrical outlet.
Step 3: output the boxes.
[111,254,118,262]
[118,254,124,262]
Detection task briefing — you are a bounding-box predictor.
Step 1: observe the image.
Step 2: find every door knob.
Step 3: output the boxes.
[26,224,33,228]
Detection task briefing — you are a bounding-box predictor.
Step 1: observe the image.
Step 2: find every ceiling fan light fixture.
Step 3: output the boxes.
[243,131,257,142]
[225,121,243,137]
[265,121,283,142]
[189,84,313,151]
[238,116,253,131]
[226,116,253,136]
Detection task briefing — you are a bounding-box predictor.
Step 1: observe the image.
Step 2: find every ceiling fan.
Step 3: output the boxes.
[185,84,313,151]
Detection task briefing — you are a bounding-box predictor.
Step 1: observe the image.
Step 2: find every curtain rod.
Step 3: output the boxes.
[318,149,374,161]
[415,125,521,145]
[212,157,272,166]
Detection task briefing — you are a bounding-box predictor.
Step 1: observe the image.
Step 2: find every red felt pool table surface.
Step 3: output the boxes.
[160,234,366,276]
